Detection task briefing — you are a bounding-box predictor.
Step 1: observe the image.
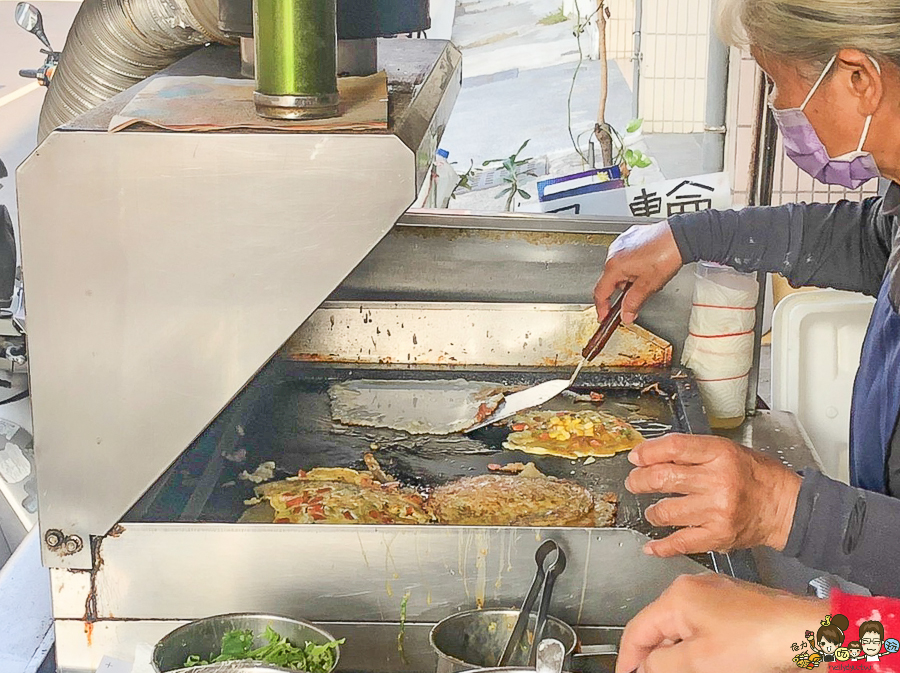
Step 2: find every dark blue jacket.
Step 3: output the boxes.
[670,184,900,596]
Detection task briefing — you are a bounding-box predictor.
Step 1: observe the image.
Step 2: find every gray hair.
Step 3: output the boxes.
[717,0,900,76]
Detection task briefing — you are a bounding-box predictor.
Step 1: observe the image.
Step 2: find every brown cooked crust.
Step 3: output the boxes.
[249,468,619,528]
[427,474,595,526]
[594,491,618,527]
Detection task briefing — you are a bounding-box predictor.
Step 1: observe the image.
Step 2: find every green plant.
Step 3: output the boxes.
[617,119,653,173]
[482,140,537,212]
[566,2,605,165]
[594,1,613,165]
[565,7,657,183]
[625,118,644,134]
[539,4,567,25]
[623,148,653,171]
[623,148,653,170]
[450,160,475,200]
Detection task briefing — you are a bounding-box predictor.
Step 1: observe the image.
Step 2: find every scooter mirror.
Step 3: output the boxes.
[14,3,52,51]
[14,3,41,32]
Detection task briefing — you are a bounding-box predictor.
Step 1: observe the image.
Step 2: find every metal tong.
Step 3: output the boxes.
[498,539,568,668]
[582,282,633,363]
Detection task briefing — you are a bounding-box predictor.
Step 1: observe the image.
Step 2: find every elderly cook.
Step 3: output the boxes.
[597,0,900,667]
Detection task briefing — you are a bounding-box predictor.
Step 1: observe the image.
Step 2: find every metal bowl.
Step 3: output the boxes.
[152,613,341,673]
[430,609,577,673]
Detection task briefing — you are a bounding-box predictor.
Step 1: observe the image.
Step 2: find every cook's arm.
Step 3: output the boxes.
[785,470,900,597]
[668,197,894,297]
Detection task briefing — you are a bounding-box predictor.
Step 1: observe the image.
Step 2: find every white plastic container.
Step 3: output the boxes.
[772,289,876,483]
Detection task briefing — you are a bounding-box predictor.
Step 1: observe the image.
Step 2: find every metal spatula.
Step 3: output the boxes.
[465,285,630,433]
[464,360,586,433]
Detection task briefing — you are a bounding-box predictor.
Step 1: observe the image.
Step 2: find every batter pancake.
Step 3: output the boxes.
[502,410,643,458]
[328,379,505,435]
[427,474,601,527]
[254,473,431,525]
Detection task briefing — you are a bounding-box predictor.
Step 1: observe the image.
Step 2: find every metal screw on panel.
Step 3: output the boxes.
[44,529,63,550]
[63,536,83,555]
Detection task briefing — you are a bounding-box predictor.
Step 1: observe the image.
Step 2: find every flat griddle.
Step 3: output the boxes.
[126,362,710,539]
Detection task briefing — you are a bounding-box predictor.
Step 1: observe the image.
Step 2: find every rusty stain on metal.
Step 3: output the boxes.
[107,524,125,538]
[282,303,672,368]
[294,353,342,362]
[83,535,105,642]
[403,226,615,249]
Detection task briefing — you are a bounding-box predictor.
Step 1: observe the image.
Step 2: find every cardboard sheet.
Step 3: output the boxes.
[109,72,388,133]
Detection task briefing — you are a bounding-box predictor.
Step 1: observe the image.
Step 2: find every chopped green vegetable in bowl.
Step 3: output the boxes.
[152,613,343,673]
[184,626,343,672]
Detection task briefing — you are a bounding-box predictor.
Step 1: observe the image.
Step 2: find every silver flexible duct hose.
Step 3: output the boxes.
[38,0,235,141]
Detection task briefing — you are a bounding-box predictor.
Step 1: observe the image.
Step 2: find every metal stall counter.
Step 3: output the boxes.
[15,42,837,673]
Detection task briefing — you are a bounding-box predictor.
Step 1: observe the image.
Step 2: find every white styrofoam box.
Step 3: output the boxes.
[772,289,876,483]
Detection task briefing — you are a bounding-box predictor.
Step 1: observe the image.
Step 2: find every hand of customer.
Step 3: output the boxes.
[616,573,824,673]
[624,434,802,556]
[593,221,682,325]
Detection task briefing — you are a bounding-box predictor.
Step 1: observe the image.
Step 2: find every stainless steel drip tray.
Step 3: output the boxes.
[320,621,621,673]
[124,363,709,536]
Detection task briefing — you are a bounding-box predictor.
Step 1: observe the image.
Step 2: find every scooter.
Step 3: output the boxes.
[0,161,26,366]
[0,1,42,359]
[14,2,59,87]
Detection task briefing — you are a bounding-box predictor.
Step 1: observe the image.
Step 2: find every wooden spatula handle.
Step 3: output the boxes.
[582,283,631,362]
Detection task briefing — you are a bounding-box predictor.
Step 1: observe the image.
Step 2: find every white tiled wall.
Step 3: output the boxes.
[637,0,711,133]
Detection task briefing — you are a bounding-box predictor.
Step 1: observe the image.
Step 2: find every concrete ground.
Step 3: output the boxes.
[440,0,628,210]
[441,0,633,164]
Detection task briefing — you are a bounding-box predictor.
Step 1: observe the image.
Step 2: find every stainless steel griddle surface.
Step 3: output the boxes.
[126,363,710,538]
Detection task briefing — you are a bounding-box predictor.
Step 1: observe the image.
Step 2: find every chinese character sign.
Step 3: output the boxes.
[625,172,731,219]
[531,171,732,218]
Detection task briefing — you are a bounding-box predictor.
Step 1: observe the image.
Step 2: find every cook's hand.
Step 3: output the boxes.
[593,221,682,325]
[625,434,801,556]
[616,573,823,673]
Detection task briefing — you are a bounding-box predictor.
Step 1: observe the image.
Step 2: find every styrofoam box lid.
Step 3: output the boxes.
[772,289,876,484]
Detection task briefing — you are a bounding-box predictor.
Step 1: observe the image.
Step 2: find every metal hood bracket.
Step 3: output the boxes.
[18,42,460,568]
